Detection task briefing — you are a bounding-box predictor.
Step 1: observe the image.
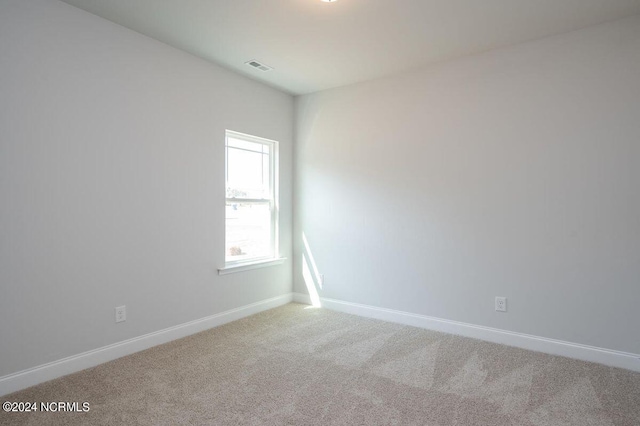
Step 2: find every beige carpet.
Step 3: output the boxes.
[1,303,639,425]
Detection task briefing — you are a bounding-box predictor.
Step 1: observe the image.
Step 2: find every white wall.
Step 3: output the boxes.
[0,0,293,377]
[294,16,640,354]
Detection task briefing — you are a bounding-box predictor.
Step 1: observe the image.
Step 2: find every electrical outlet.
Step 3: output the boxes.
[495,297,507,312]
[115,305,126,323]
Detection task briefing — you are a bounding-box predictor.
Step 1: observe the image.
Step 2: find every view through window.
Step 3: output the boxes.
[225,130,278,265]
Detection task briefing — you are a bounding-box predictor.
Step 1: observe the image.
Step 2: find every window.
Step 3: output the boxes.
[224,130,278,267]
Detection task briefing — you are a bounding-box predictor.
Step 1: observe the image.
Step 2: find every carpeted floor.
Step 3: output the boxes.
[1,303,639,425]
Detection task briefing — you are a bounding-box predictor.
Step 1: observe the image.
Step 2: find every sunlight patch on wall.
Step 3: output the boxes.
[302,233,322,289]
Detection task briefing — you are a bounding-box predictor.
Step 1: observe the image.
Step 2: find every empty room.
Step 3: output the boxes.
[1,0,639,425]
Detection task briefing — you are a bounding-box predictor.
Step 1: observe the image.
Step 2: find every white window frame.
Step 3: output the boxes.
[222,130,280,271]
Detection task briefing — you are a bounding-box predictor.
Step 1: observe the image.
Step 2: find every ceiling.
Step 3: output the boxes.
[60,0,640,95]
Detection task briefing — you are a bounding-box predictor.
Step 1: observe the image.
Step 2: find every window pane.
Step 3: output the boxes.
[227,147,269,198]
[263,150,270,188]
[225,202,272,262]
[225,131,277,266]
[227,137,263,153]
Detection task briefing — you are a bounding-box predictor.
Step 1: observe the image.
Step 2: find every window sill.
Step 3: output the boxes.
[218,257,287,275]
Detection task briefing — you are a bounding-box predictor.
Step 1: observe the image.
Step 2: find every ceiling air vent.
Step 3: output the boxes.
[245,60,273,72]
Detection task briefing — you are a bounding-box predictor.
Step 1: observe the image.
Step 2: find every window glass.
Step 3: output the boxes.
[225,130,278,265]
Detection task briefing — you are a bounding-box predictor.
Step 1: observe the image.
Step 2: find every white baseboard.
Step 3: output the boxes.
[292,293,640,372]
[292,292,313,304]
[0,293,293,396]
